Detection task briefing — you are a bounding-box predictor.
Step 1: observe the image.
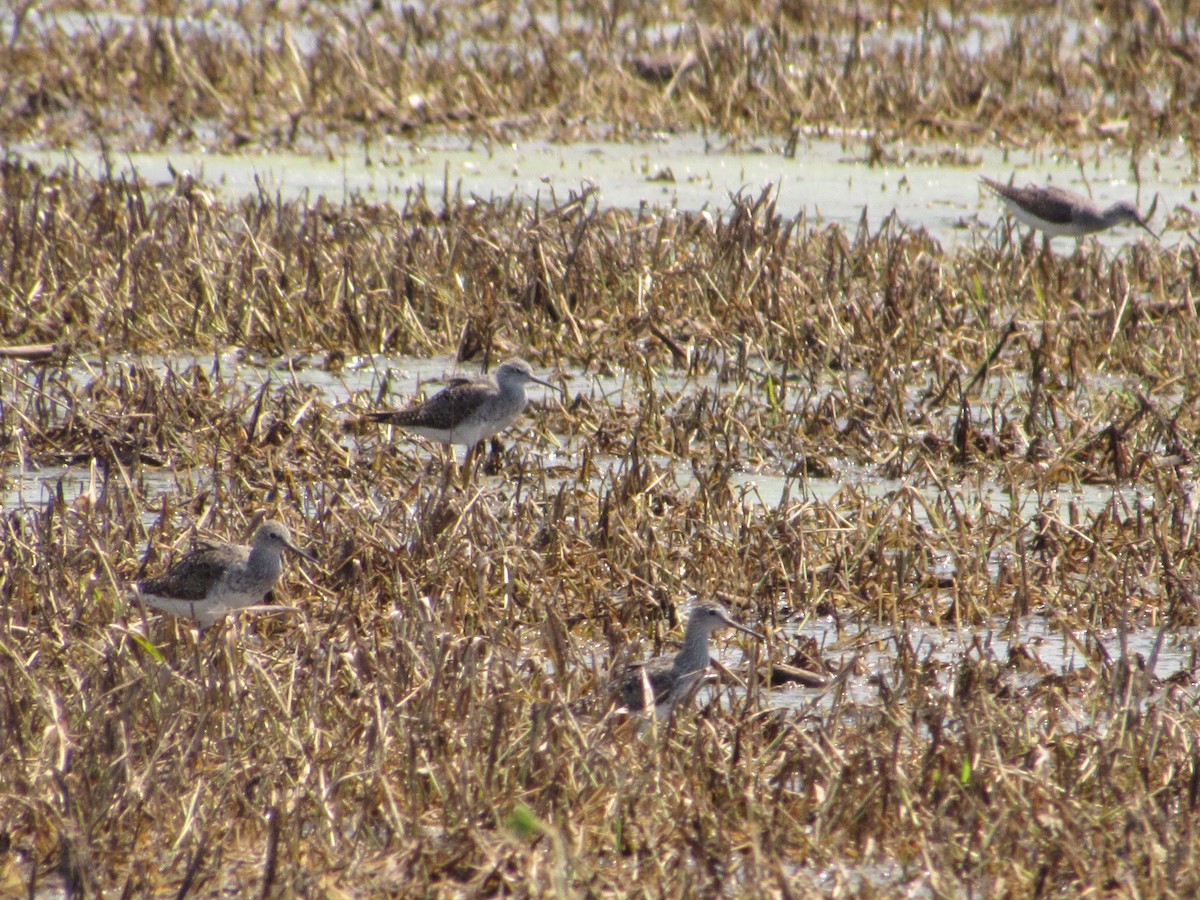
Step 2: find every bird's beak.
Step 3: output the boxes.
[531,375,563,396]
[285,540,319,563]
[1138,194,1161,241]
[720,614,765,641]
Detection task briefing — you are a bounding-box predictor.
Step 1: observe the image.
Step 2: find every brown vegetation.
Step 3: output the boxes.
[1,1,1198,153]
[2,1,1200,895]
[0,152,1198,894]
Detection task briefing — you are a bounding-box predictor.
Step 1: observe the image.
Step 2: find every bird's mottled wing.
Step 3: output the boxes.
[618,657,677,711]
[138,545,239,600]
[1017,185,1088,226]
[983,179,1080,226]
[369,380,492,430]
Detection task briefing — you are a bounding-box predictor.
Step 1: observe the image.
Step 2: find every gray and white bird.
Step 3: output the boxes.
[134,520,316,628]
[616,601,764,717]
[981,176,1157,240]
[364,358,556,452]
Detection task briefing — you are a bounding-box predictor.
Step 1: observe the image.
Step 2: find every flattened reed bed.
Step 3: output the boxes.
[2,0,1199,156]
[2,161,1198,489]
[1,451,1199,895]
[7,351,1198,629]
[1,167,1199,891]
[4,160,1197,377]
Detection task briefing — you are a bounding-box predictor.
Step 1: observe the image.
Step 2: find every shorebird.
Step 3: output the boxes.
[363,358,556,456]
[616,601,764,717]
[134,520,316,628]
[981,176,1157,240]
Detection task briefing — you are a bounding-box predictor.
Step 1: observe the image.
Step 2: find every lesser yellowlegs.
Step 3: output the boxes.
[617,601,764,717]
[981,176,1157,240]
[364,358,556,454]
[135,520,316,628]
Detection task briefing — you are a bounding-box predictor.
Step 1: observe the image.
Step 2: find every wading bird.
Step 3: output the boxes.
[363,358,557,465]
[616,601,764,718]
[981,176,1157,242]
[135,519,316,629]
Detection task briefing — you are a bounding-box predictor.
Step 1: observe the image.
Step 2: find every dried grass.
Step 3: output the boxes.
[1,1,1198,155]
[1,158,1199,894]
[2,2,1200,891]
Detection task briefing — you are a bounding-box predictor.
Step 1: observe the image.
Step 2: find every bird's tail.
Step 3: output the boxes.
[361,410,413,426]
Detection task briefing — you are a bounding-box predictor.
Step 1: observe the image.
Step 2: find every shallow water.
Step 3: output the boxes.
[657,607,1195,736]
[1,350,1157,521]
[16,131,1192,251]
[768,612,1196,714]
[3,350,1193,737]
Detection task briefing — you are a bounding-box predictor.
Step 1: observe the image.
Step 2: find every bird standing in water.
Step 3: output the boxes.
[363,358,557,470]
[981,176,1157,242]
[616,601,764,718]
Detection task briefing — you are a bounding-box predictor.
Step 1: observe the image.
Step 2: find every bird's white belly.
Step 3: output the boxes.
[1008,203,1090,238]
